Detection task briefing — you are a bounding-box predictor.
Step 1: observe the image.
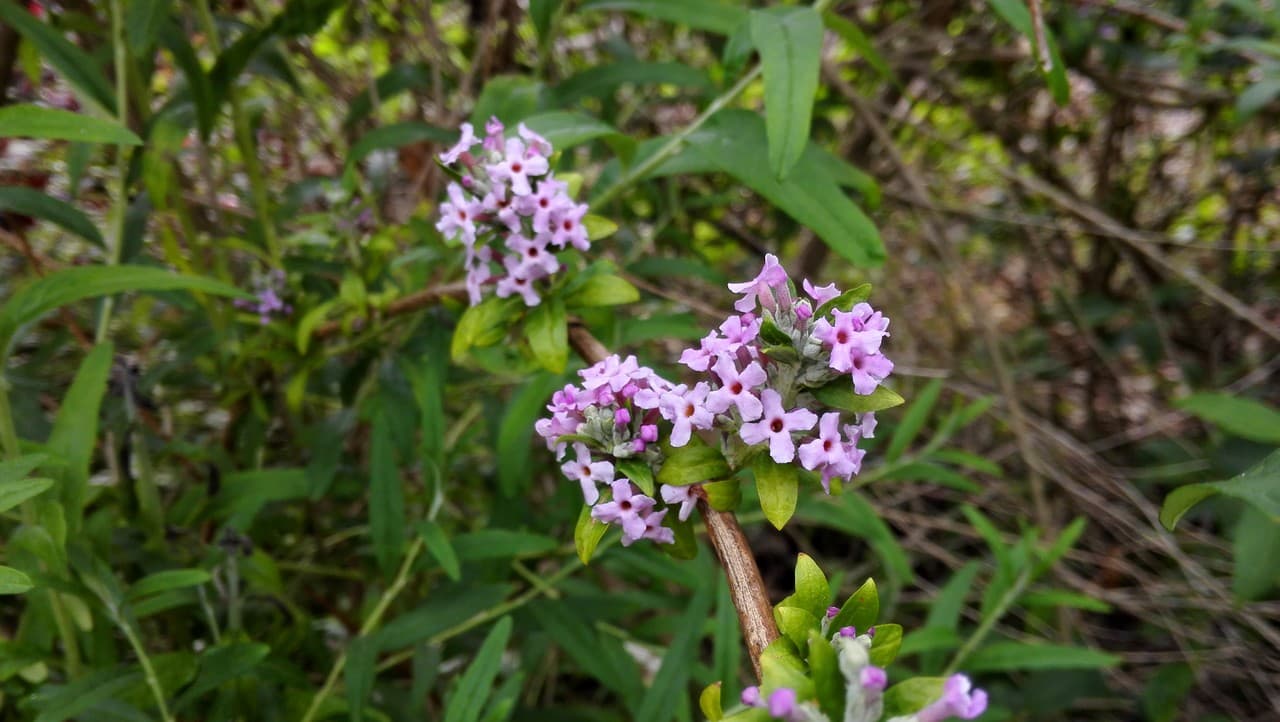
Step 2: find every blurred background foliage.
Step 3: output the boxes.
[0,0,1277,720]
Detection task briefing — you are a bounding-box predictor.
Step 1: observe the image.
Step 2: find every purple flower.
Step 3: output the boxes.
[706,357,767,421]
[439,122,479,164]
[802,278,841,305]
[486,136,549,196]
[727,253,790,312]
[519,178,571,234]
[860,666,887,694]
[741,686,761,706]
[483,116,505,152]
[592,480,656,544]
[840,626,858,638]
[719,313,761,351]
[827,606,840,619]
[767,688,797,718]
[798,412,857,491]
[517,122,552,157]
[658,382,715,447]
[849,348,895,395]
[659,484,698,522]
[494,262,541,307]
[917,674,988,722]
[812,305,888,373]
[640,424,658,442]
[679,331,732,372]
[639,508,674,545]
[435,182,481,245]
[854,411,877,439]
[549,201,589,251]
[561,443,614,505]
[739,389,817,463]
[505,233,560,276]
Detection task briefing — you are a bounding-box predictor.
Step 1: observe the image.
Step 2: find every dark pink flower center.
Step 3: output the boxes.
[836,331,849,344]
[730,382,743,394]
[511,162,523,173]
[770,418,784,433]
[619,500,632,511]
[683,403,695,418]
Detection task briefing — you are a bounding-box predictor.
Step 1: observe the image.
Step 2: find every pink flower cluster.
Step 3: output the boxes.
[436,118,590,306]
[535,355,698,547]
[673,254,891,491]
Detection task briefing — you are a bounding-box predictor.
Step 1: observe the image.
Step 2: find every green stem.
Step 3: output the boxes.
[118,615,176,722]
[96,0,130,342]
[944,567,1032,675]
[195,0,279,262]
[299,537,426,722]
[0,377,20,458]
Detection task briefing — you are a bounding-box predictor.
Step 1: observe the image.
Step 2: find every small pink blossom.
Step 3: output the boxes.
[439,122,480,164]
[849,348,894,395]
[659,382,715,447]
[917,674,988,722]
[727,253,789,312]
[486,137,549,196]
[562,443,614,505]
[705,356,767,421]
[798,412,856,491]
[592,480,656,543]
[739,389,817,463]
[659,484,698,522]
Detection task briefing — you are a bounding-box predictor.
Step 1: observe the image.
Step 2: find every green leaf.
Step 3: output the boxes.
[704,479,741,511]
[823,13,893,82]
[1021,589,1112,613]
[699,683,723,722]
[750,7,823,179]
[867,622,902,667]
[574,504,609,564]
[635,583,713,722]
[521,111,635,160]
[529,600,642,707]
[0,1,115,113]
[369,408,406,576]
[0,187,102,246]
[882,462,981,493]
[530,0,561,44]
[565,273,640,309]
[829,577,878,635]
[417,521,461,582]
[345,62,433,128]
[174,643,271,711]
[812,283,872,319]
[443,617,513,722]
[781,553,829,621]
[617,457,656,496]
[553,61,712,106]
[1175,392,1280,444]
[1141,664,1194,722]
[582,214,619,241]
[1032,516,1086,578]
[496,373,565,497]
[0,265,248,358]
[126,569,210,601]
[525,297,568,373]
[797,494,914,584]
[0,566,33,594]
[349,121,453,166]
[29,666,142,722]
[158,23,215,138]
[0,476,53,514]
[470,75,544,127]
[579,0,748,35]
[886,378,942,460]
[882,677,945,717]
[0,104,139,145]
[1161,449,1280,530]
[808,629,844,720]
[687,111,885,267]
[985,0,1069,104]
[898,627,961,656]
[450,530,558,561]
[0,453,46,485]
[451,296,519,360]
[1232,506,1280,602]
[125,0,171,57]
[45,342,113,526]
[345,636,377,722]
[774,605,817,650]
[657,441,730,487]
[754,456,798,530]
[809,380,904,414]
[1238,77,1280,120]
[965,641,1120,672]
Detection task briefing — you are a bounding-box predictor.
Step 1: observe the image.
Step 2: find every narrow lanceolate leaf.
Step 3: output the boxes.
[46,342,114,525]
[0,476,53,514]
[127,569,211,601]
[574,504,609,564]
[125,0,172,57]
[750,7,824,179]
[579,0,748,35]
[442,617,514,722]
[0,265,249,357]
[885,378,943,461]
[0,1,115,113]
[965,642,1120,672]
[0,565,34,594]
[417,520,461,581]
[369,408,406,576]
[1175,392,1280,444]
[0,104,140,145]
[754,456,798,530]
[0,187,103,246]
[1161,448,1280,530]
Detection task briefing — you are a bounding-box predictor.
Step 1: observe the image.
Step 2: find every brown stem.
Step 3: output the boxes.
[570,320,778,678]
[313,280,468,339]
[698,497,779,679]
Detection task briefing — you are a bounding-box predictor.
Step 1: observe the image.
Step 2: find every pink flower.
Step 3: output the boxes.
[767,688,797,718]
[505,233,559,276]
[849,348,894,395]
[813,305,888,372]
[739,389,817,463]
[486,137,549,196]
[854,412,877,439]
[798,412,857,491]
[519,178,571,235]
[639,508,674,545]
[727,253,790,312]
[439,122,480,164]
[495,261,541,306]
[802,278,840,305]
[561,443,614,505]
[592,480,656,543]
[549,202,589,251]
[435,183,482,244]
[659,484,698,521]
[580,355,641,393]
[659,382,715,447]
[706,356,767,421]
[517,122,553,157]
[719,313,761,352]
[482,116,505,152]
[679,331,732,372]
[917,675,988,722]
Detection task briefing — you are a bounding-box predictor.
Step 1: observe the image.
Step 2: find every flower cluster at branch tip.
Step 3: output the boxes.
[436,117,590,307]
[234,269,291,325]
[741,685,826,721]
[536,355,701,546]
[829,627,986,722]
[674,253,892,492]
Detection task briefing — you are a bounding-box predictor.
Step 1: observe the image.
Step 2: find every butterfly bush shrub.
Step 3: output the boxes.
[536,253,905,547]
